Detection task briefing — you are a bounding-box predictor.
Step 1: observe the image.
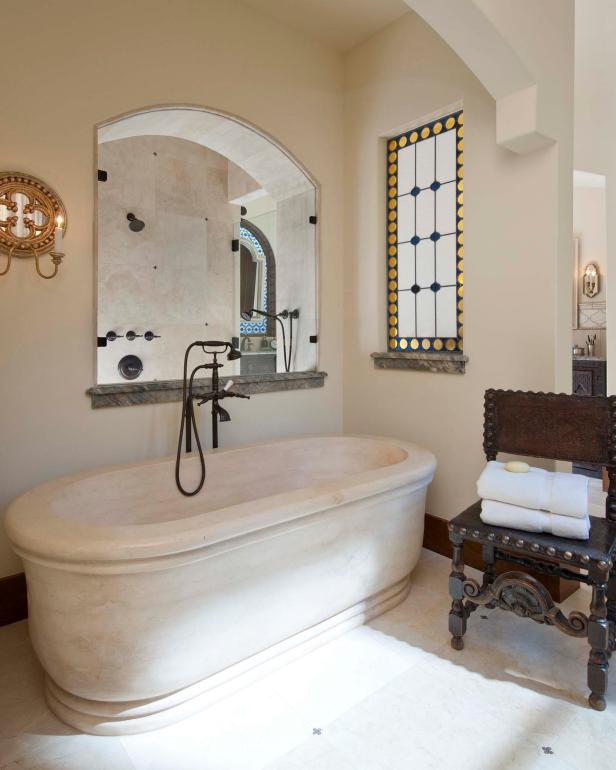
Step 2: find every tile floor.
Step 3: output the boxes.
[0,483,612,770]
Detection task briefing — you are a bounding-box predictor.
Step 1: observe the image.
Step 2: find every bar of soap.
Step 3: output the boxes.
[504,461,530,473]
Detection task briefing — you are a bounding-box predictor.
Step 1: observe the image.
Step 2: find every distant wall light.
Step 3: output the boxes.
[582,262,600,298]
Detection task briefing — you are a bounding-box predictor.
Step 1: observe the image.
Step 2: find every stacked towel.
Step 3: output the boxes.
[477,461,590,540]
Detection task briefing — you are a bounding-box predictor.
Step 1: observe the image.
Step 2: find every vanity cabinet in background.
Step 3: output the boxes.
[573,357,607,478]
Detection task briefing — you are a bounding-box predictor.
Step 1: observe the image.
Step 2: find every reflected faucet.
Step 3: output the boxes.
[241,308,299,372]
[175,340,248,497]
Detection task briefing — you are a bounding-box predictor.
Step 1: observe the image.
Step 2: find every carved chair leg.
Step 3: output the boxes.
[449,539,468,651]
[607,569,616,625]
[482,544,496,589]
[588,578,610,711]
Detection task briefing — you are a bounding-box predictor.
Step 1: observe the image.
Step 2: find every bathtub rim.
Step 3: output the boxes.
[5,434,436,568]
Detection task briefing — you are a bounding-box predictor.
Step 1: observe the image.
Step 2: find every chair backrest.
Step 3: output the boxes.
[483,389,616,520]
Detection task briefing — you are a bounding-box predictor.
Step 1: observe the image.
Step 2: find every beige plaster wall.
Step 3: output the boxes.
[342,10,573,520]
[0,0,344,577]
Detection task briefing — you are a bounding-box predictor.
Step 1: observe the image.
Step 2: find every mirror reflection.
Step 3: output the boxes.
[96,107,317,384]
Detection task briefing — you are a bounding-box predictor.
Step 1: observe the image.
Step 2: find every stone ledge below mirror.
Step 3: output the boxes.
[87,371,327,409]
[371,352,468,374]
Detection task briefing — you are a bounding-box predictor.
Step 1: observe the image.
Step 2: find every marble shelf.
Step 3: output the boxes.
[87,371,327,408]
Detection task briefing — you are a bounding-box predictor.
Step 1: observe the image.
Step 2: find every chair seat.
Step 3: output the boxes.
[450,501,616,568]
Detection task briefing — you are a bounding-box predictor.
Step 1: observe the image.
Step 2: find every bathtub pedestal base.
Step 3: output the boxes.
[44,575,412,736]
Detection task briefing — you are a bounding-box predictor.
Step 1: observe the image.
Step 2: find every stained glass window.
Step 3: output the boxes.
[387,110,464,353]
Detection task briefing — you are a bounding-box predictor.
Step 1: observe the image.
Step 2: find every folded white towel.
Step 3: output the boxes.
[480,499,590,540]
[477,461,588,519]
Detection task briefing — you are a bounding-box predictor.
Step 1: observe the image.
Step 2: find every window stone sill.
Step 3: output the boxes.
[87,371,327,408]
[371,351,468,374]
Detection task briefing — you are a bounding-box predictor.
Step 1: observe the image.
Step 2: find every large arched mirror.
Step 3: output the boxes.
[94,106,318,386]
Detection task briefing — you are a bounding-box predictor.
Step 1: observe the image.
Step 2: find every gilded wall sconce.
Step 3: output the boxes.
[582,262,600,298]
[0,172,66,279]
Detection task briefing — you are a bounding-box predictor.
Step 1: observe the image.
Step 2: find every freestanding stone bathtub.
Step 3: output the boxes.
[5,435,436,735]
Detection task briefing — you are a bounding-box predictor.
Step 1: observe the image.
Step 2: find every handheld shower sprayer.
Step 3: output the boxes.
[241,308,299,373]
[175,340,247,497]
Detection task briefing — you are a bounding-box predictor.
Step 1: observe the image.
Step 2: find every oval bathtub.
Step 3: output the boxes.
[5,435,436,735]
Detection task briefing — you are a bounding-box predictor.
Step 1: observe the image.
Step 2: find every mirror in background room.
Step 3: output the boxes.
[95,107,318,385]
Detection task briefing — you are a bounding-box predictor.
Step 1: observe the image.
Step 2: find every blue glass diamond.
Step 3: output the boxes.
[410,235,420,246]
[411,284,420,294]
[430,282,441,293]
[430,231,441,242]
[410,186,421,197]
[430,181,441,191]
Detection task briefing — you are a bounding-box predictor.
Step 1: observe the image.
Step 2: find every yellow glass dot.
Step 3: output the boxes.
[457,193,463,206]
[458,219,464,231]
[389,211,397,221]
[457,140,464,152]
[388,176,397,187]
[389,303,397,314]
[388,187,396,198]
[457,166,464,179]
[388,234,397,245]
[445,117,455,130]
[388,164,397,175]
[388,152,397,163]
[388,256,397,267]
[458,154,464,166]
[458,260,464,272]
[433,122,442,135]
[458,299,464,311]
[434,338,443,351]
[390,339,397,349]
[458,313,464,325]
[389,327,397,338]
[399,338,408,350]
[422,338,431,350]
[457,233,464,245]
[388,268,397,279]
[388,222,397,233]
[458,113,464,125]
[388,246,397,256]
[389,199,397,209]
[459,272,464,285]
[457,246,464,258]
[389,315,397,326]
[399,135,408,148]
[457,207,464,219]
[388,139,397,151]
[457,180,464,192]
[458,286,464,298]
[421,126,430,139]
[389,280,397,291]
[446,339,456,351]
[459,326,464,338]
[458,126,464,138]
[410,338,419,350]
[389,292,397,302]
[410,131,418,143]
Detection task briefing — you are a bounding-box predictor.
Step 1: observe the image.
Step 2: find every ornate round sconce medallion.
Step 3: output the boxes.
[0,172,67,258]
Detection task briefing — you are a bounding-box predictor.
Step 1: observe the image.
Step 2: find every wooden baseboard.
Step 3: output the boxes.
[423,513,579,603]
[0,572,27,627]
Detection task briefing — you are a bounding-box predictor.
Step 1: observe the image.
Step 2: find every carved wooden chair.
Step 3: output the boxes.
[448,389,616,710]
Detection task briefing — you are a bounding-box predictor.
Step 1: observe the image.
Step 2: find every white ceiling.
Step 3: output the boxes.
[241,0,411,51]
